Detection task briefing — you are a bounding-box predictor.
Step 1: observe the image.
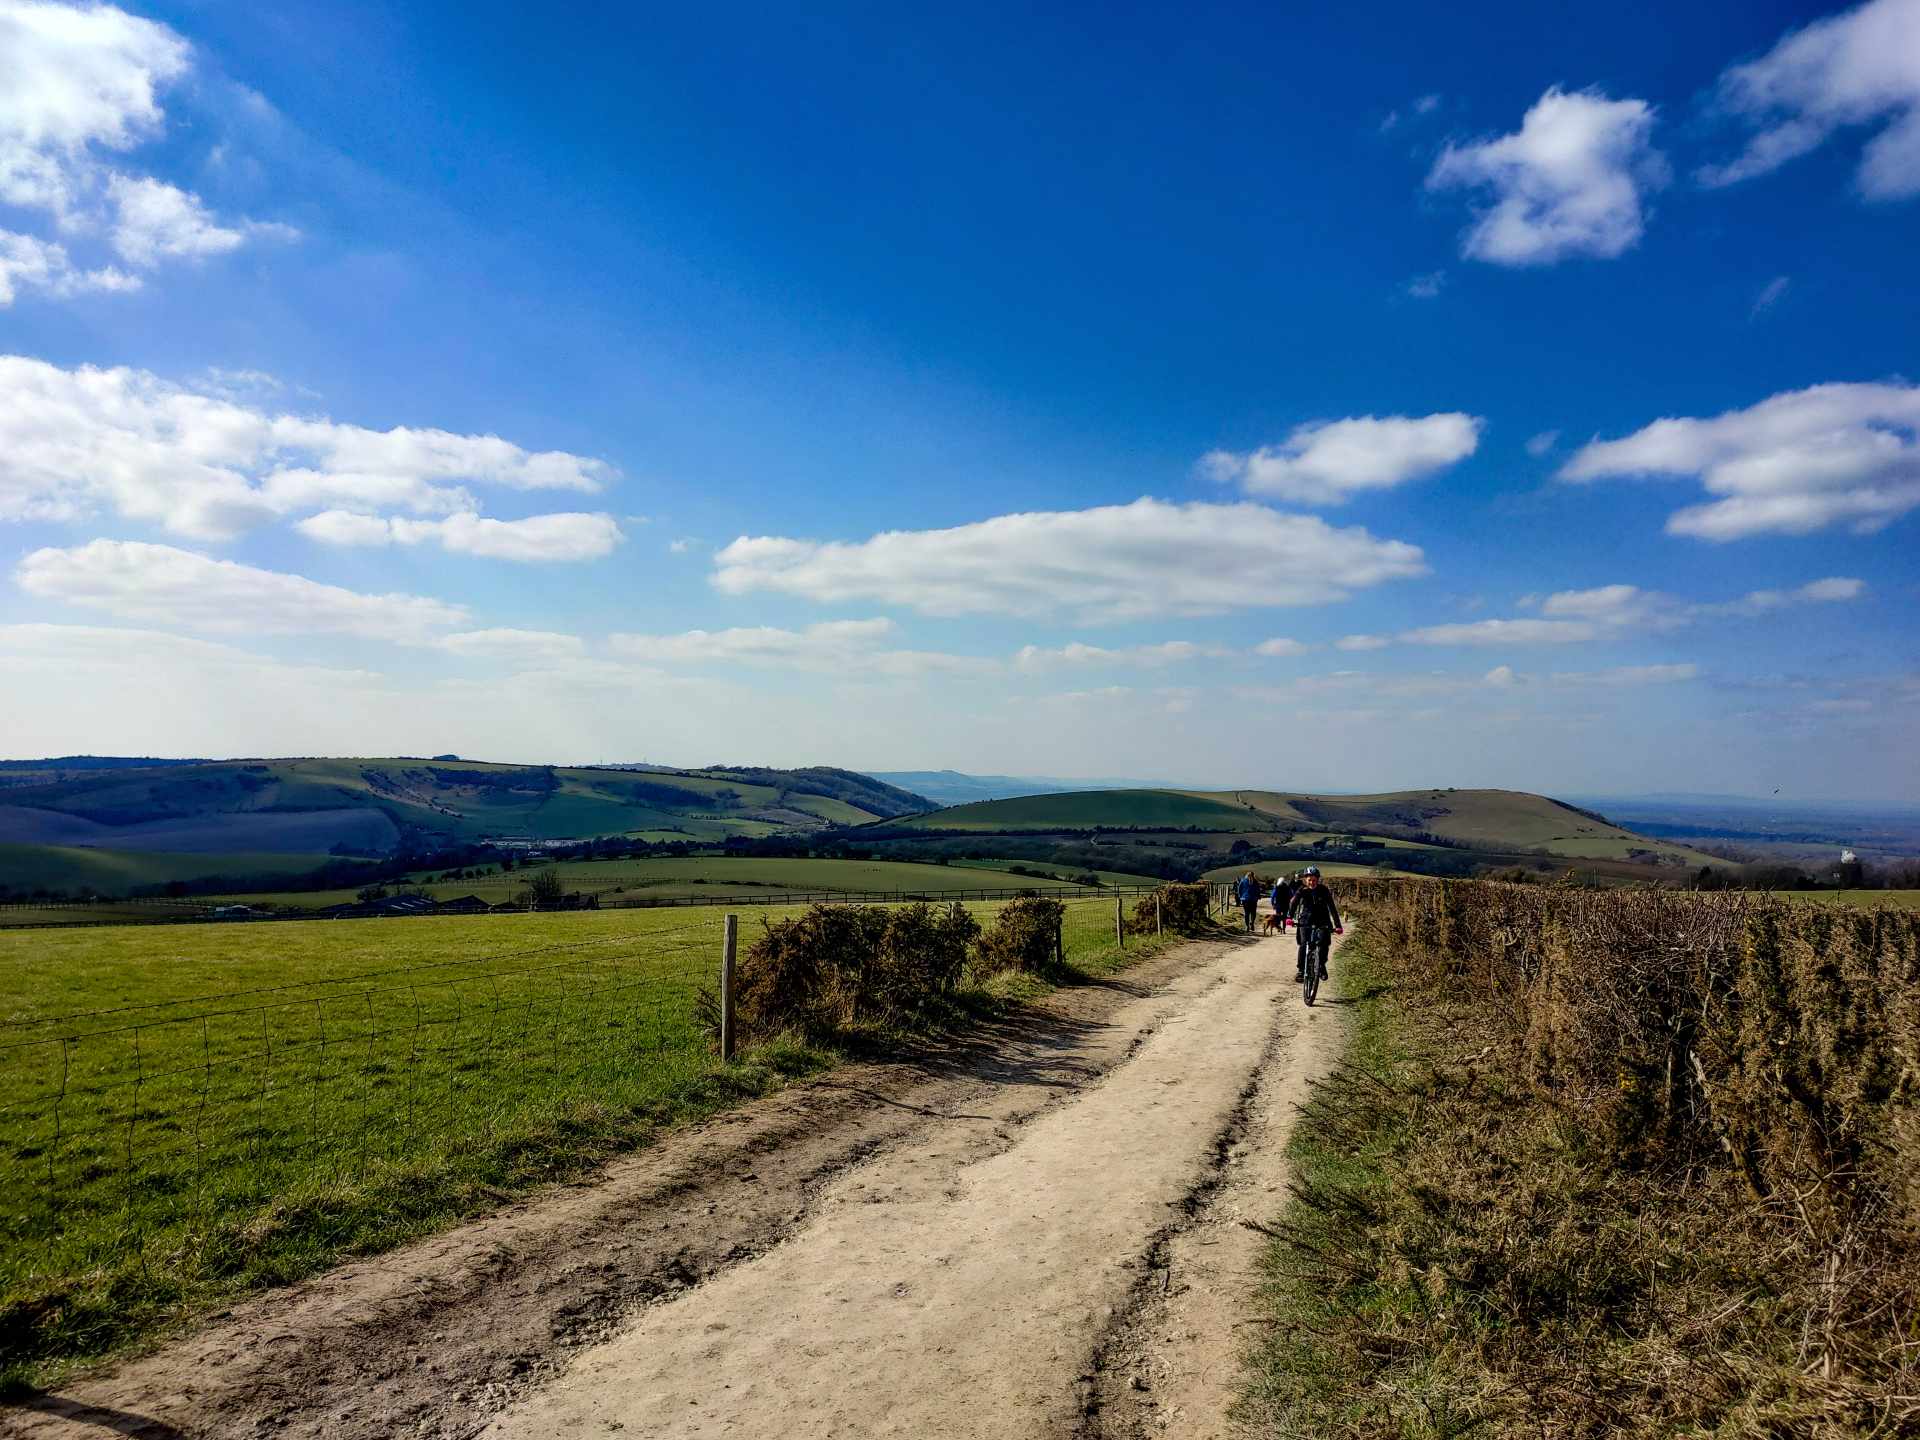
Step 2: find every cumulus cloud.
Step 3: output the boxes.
[1013,640,1220,671]
[1406,271,1445,299]
[1427,87,1668,264]
[1699,0,1920,199]
[440,628,586,661]
[1254,636,1310,657]
[1200,414,1480,503]
[15,540,468,640]
[1335,634,1392,652]
[297,509,624,562]
[0,228,140,304]
[610,618,986,676]
[1525,429,1560,457]
[1400,617,1599,647]
[0,355,614,542]
[1559,380,1920,539]
[0,1,288,299]
[1550,663,1700,686]
[1540,583,1679,628]
[711,498,1426,622]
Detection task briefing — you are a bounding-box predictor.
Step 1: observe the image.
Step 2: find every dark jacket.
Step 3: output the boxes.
[1271,880,1295,914]
[1287,884,1342,932]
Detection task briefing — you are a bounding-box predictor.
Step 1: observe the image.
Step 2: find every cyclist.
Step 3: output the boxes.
[1235,870,1258,933]
[1285,866,1344,982]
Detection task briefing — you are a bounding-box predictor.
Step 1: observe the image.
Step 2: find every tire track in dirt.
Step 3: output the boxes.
[477,929,1340,1440]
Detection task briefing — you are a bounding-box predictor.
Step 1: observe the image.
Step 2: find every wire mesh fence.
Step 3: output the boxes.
[0,887,1214,1374]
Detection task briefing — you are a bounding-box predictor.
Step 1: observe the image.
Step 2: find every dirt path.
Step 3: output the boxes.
[8,926,1343,1440]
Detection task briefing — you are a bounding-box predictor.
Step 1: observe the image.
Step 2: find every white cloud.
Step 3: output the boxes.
[1540,583,1677,627]
[712,498,1426,622]
[15,540,468,640]
[1200,413,1480,503]
[1483,664,1520,688]
[1427,87,1668,264]
[1525,429,1560,457]
[297,509,624,562]
[1401,617,1599,646]
[1706,576,1868,615]
[1013,640,1219,671]
[1406,271,1445,299]
[1559,380,1920,539]
[1551,663,1700,686]
[0,226,138,304]
[1254,636,1309,657]
[1700,0,1920,199]
[1335,634,1391,652]
[610,618,986,677]
[0,355,614,541]
[106,175,296,265]
[440,628,586,661]
[0,1,285,292]
[1416,93,1442,115]
[1751,275,1791,317]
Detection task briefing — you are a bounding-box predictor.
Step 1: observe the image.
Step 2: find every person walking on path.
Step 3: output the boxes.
[1235,871,1259,933]
[1285,866,1343,981]
[1270,873,1296,935]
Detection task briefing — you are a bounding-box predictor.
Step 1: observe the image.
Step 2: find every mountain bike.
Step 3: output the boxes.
[1299,923,1327,1006]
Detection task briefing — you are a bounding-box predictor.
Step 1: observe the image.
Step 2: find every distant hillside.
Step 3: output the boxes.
[867,770,1181,807]
[877,786,1722,869]
[0,757,931,863]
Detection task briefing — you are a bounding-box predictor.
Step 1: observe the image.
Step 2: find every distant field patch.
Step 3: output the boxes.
[201,855,1123,911]
[0,844,348,897]
[891,789,1265,833]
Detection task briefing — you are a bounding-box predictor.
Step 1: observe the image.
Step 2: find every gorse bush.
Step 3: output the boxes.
[1126,882,1212,937]
[732,901,980,1044]
[1304,878,1920,1432]
[972,896,1065,975]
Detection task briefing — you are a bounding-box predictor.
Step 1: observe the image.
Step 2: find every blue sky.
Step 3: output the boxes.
[0,0,1915,801]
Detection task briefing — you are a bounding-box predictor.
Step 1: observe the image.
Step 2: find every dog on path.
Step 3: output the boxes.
[1260,911,1284,936]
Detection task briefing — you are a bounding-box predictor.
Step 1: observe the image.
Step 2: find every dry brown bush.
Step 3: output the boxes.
[1309,879,1920,1431]
[972,895,1066,975]
[1126,882,1213,937]
[731,900,979,1044]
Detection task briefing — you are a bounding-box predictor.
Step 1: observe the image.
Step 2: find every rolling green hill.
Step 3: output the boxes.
[0,758,932,871]
[878,786,1723,870]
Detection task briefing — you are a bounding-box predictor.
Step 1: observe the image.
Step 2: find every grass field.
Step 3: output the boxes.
[0,843,350,895]
[0,892,1176,1382]
[1772,888,1920,909]
[889,789,1267,833]
[195,856,1140,912]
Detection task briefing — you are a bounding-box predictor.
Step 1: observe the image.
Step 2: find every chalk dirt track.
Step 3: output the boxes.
[8,926,1345,1440]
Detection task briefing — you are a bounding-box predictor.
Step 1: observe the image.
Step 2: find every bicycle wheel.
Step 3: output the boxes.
[1302,956,1319,1006]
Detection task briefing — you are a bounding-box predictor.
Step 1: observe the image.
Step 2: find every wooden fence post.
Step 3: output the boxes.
[721,913,738,1062]
[1156,895,1163,936]
[1115,894,1124,948]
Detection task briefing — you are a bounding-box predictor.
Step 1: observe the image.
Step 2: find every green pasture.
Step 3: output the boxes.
[1772,889,1920,910]
[890,788,1266,833]
[0,843,346,896]
[204,855,1122,912]
[0,892,1167,1381]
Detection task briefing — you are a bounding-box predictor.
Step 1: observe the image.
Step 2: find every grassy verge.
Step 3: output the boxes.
[1243,922,1917,1437]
